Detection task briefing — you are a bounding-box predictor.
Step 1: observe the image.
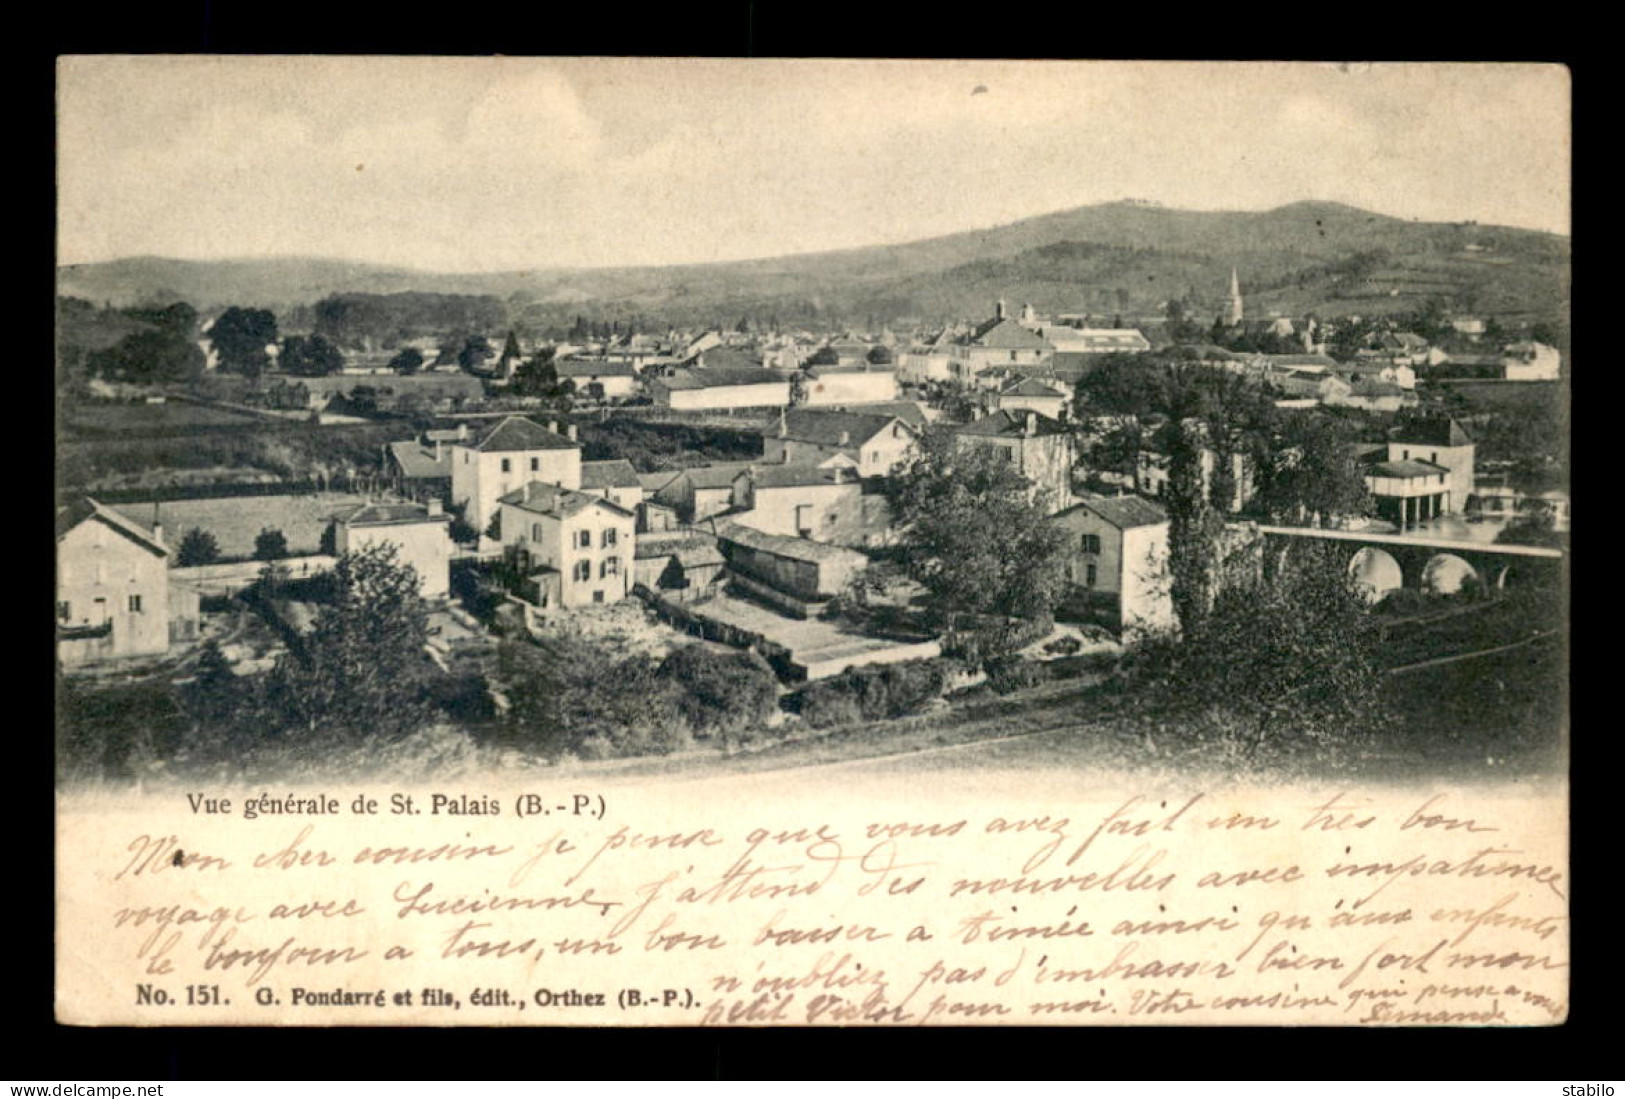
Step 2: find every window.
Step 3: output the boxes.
[602,557,620,578]
[532,523,543,542]
[1010,351,1018,361]
[573,560,591,581]
[603,528,617,548]
[1403,449,1410,460]
[501,458,512,473]
[530,457,540,472]
[57,601,70,622]
[592,590,605,604]
[1085,564,1097,588]
[1081,534,1101,555]
[577,530,592,549]
[127,594,143,613]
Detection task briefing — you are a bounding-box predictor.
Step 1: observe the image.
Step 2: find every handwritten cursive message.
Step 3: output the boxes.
[57,775,1569,1026]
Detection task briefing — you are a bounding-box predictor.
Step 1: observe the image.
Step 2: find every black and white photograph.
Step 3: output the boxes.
[54,58,1569,1028]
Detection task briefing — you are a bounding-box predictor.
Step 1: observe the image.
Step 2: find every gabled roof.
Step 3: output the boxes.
[818,399,929,429]
[746,465,862,489]
[635,533,726,568]
[1057,494,1168,530]
[968,317,1054,351]
[1000,377,1066,399]
[387,439,453,479]
[1264,353,1341,370]
[56,497,169,556]
[769,408,907,448]
[661,365,785,390]
[713,521,868,566]
[637,470,684,493]
[677,462,760,491]
[499,481,634,520]
[469,415,579,452]
[334,502,449,527]
[1367,459,1449,479]
[554,359,639,378]
[950,409,1069,438]
[1391,417,1473,448]
[579,459,642,491]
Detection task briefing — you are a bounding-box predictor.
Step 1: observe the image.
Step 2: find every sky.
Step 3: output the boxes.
[57,58,1571,274]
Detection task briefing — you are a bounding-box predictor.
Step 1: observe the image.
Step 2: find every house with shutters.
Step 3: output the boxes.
[448,415,582,534]
[949,409,1077,515]
[950,301,1056,380]
[1052,494,1172,637]
[499,481,637,608]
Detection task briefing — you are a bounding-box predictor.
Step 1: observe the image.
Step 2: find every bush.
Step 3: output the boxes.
[791,656,964,729]
[985,656,1046,695]
[941,616,1053,665]
[656,645,779,747]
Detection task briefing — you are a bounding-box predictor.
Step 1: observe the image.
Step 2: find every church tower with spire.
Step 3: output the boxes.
[1226,268,1244,326]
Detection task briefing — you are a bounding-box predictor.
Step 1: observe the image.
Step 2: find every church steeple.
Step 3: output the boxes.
[1226,268,1244,326]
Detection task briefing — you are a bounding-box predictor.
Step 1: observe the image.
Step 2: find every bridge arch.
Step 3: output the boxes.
[1348,547,1403,604]
[1422,553,1480,595]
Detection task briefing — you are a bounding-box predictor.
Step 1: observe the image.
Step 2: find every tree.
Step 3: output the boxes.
[1495,501,1564,549]
[1134,540,1392,761]
[655,645,779,750]
[254,527,290,561]
[494,637,691,760]
[389,347,425,374]
[458,334,495,373]
[807,345,841,366]
[1161,416,1227,633]
[85,328,205,385]
[179,639,244,737]
[281,333,345,376]
[176,528,220,567]
[866,344,895,365]
[256,541,433,745]
[1253,411,1372,527]
[319,522,338,556]
[883,432,1070,627]
[209,307,279,377]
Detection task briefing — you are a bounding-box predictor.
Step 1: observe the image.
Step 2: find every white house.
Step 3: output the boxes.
[761,408,920,477]
[57,498,177,666]
[333,500,454,600]
[1500,341,1562,382]
[448,416,583,534]
[499,482,637,609]
[1052,494,1173,638]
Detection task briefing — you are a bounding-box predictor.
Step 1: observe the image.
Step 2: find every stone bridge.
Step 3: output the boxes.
[1256,524,1565,599]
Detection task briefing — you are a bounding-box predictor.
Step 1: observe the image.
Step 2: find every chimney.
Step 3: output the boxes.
[457,422,469,439]
[151,502,163,546]
[566,423,578,441]
[1025,411,1037,437]
[427,498,443,517]
[547,420,558,435]
[833,465,848,484]
[777,407,788,438]
[995,298,1007,321]
[838,430,850,446]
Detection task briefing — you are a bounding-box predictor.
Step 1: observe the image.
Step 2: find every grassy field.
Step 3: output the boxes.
[61,400,269,437]
[108,491,368,558]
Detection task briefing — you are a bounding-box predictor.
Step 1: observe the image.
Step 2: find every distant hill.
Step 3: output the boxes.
[58,200,1570,330]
